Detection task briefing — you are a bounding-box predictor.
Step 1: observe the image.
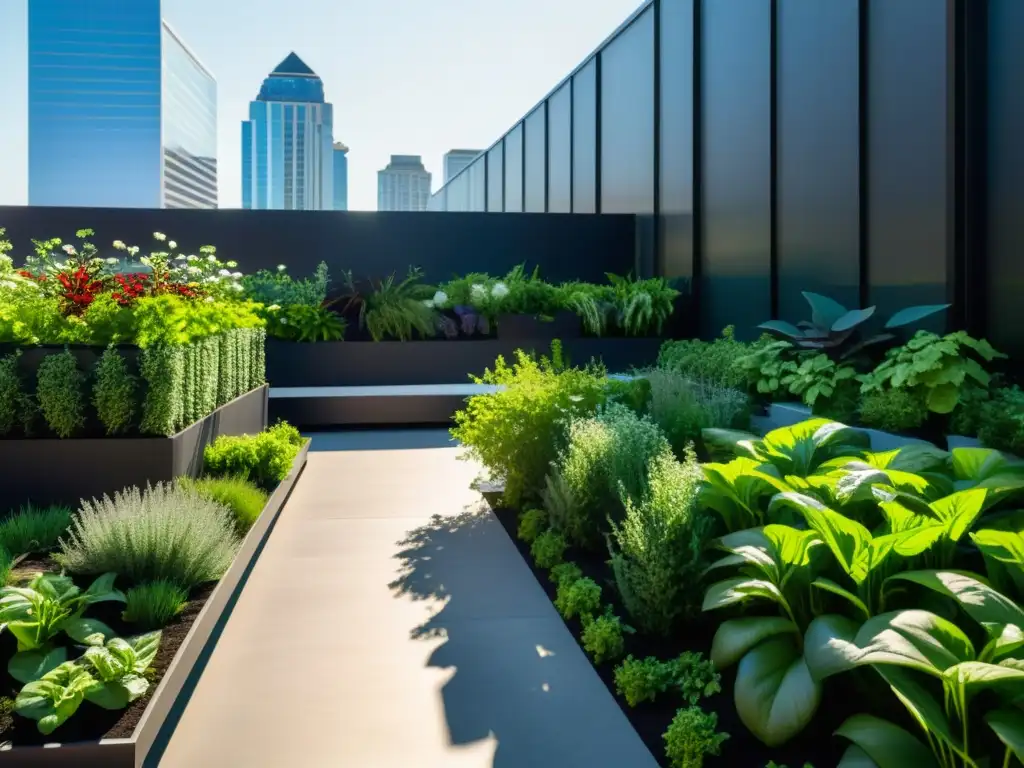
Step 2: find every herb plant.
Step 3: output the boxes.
[93,346,137,435]
[673,651,722,705]
[0,351,31,435]
[554,575,602,621]
[36,349,86,438]
[615,656,680,707]
[605,273,680,335]
[643,368,750,456]
[81,632,160,709]
[657,326,753,390]
[0,504,72,555]
[122,581,188,630]
[663,707,730,768]
[580,608,632,664]
[350,268,437,341]
[179,475,269,533]
[516,508,547,544]
[977,385,1024,454]
[549,561,582,587]
[203,421,304,487]
[858,387,929,433]
[530,530,566,569]
[242,262,330,307]
[265,303,346,342]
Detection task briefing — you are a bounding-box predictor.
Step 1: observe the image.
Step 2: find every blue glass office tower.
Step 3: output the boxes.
[28,1,218,208]
[333,142,349,211]
[242,53,336,210]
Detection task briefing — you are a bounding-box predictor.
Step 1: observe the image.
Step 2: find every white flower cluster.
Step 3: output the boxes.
[115,235,247,295]
[423,290,449,310]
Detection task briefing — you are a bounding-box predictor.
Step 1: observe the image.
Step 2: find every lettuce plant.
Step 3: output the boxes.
[14,661,99,735]
[81,632,160,709]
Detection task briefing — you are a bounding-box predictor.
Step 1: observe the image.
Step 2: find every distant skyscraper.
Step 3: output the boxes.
[378,155,432,211]
[28,2,217,209]
[443,149,483,183]
[242,53,338,210]
[333,142,349,211]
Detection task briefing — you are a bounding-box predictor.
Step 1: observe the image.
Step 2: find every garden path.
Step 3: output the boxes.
[152,429,657,768]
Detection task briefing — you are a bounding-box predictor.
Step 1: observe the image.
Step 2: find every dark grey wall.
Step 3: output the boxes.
[0,207,638,285]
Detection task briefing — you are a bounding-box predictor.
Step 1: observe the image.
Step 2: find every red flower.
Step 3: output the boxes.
[56,267,105,315]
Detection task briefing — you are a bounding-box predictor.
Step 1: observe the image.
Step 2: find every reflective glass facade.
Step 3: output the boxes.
[242,53,337,211]
[29,1,164,208]
[333,144,349,211]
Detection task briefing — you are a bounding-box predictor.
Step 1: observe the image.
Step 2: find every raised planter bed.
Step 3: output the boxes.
[265,337,664,387]
[496,311,581,340]
[0,386,269,508]
[0,437,309,766]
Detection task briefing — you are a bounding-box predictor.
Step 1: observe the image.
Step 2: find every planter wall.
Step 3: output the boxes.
[265,337,664,388]
[0,438,309,767]
[0,385,269,508]
[496,312,581,341]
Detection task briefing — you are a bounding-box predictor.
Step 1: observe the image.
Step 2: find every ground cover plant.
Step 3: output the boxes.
[456,333,1024,768]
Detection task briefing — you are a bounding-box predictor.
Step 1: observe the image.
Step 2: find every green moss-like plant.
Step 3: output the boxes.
[203,421,303,488]
[93,347,136,435]
[0,351,33,436]
[614,655,679,707]
[858,388,928,433]
[180,475,268,533]
[663,706,730,768]
[36,350,85,438]
[554,576,601,621]
[516,508,547,544]
[141,344,185,435]
[0,504,72,555]
[548,561,582,587]
[580,608,632,664]
[530,530,566,569]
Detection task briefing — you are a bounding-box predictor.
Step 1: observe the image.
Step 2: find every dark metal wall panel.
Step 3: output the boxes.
[0,206,639,285]
[547,83,572,213]
[866,0,950,317]
[700,0,773,339]
[776,0,860,319]
[987,0,1024,358]
[504,124,524,213]
[658,0,695,281]
[600,8,656,215]
[486,143,504,212]
[524,107,547,213]
[572,59,598,214]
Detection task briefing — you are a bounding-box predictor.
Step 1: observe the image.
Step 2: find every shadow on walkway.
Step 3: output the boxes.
[389,508,657,768]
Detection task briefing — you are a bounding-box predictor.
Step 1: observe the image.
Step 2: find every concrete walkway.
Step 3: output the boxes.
[155,430,657,768]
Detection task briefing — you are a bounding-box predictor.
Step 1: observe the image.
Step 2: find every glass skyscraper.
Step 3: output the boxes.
[28,1,217,209]
[333,142,349,211]
[241,53,337,210]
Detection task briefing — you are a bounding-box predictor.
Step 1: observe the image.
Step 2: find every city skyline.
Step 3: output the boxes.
[377,154,431,212]
[0,0,644,210]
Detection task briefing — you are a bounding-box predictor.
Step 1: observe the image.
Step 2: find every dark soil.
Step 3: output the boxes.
[493,507,859,768]
[0,555,215,746]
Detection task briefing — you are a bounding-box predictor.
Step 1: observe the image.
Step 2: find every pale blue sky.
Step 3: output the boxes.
[0,0,642,210]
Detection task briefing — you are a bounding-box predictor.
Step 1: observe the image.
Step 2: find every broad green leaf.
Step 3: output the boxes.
[833,307,876,333]
[986,708,1024,761]
[716,527,769,552]
[129,632,161,672]
[849,610,975,676]
[886,570,1024,631]
[701,459,792,530]
[759,319,806,340]
[770,493,871,582]
[927,383,959,414]
[803,291,849,328]
[62,616,114,647]
[929,489,986,541]
[835,467,938,505]
[943,660,1024,698]
[758,419,870,477]
[834,714,938,768]
[8,646,67,685]
[702,429,762,461]
[891,524,946,558]
[710,616,798,669]
[803,613,861,682]
[877,666,965,755]
[812,578,870,619]
[7,620,48,652]
[951,447,1024,486]
[14,661,97,736]
[83,645,128,682]
[703,578,787,612]
[885,304,950,330]
[971,527,1024,567]
[83,572,126,605]
[734,634,822,747]
[84,680,131,710]
[980,624,1024,663]
[763,524,820,569]
[837,744,880,767]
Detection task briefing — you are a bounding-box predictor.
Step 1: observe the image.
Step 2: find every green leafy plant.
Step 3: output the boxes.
[242,261,330,307]
[580,607,633,664]
[758,291,949,360]
[122,581,188,630]
[605,273,679,335]
[179,475,268,533]
[36,349,86,438]
[451,341,607,506]
[674,651,723,705]
[352,267,437,341]
[606,376,652,414]
[530,530,566,569]
[265,303,346,342]
[56,482,239,589]
[0,504,72,555]
[859,388,930,433]
[780,353,858,410]
[203,421,304,487]
[80,632,160,710]
[663,706,730,768]
[14,660,99,735]
[610,450,713,635]
[0,573,124,683]
[734,339,799,401]
[977,386,1024,455]
[644,369,750,457]
[658,326,755,390]
[548,561,582,587]
[516,508,547,544]
[92,346,137,434]
[615,655,681,707]
[860,331,1006,415]
[561,281,611,336]
[554,575,602,621]
[139,343,185,435]
[0,351,35,436]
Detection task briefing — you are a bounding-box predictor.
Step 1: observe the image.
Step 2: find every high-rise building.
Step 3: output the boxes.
[443,149,483,183]
[28,1,217,209]
[377,155,432,212]
[333,142,349,211]
[241,53,337,210]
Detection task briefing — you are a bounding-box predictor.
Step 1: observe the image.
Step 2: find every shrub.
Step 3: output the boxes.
[516,508,547,544]
[609,450,712,635]
[977,386,1024,454]
[664,706,730,768]
[179,475,268,533]
[581,608,632,664]
[606,376,652,415]
[122,580,188,630]
[93,346,137,435]
[549,561,582,587]
[615,656,679,707]
[555,403,670,549]
[0,504,72,555]
[657,326,752,390]
[0,545,10,586]
[203,421,303,487]
[858,388,929,433]
[0,351,34,436]
[530,530,566,569]
[644,368,749,456]
[674,651,722,705]
[56,482,239,589]
[451,342,607,506]
[242,261,330,307]
[554,576,602,621]
[36,349,86,438]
